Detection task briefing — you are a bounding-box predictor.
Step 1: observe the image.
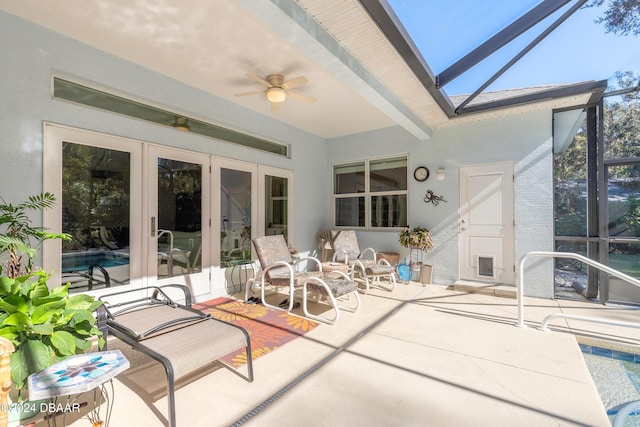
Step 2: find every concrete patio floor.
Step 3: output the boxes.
[59,282,640,426]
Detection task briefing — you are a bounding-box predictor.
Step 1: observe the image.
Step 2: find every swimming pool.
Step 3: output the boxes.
[581,344,640,426]
[62,250,129,272]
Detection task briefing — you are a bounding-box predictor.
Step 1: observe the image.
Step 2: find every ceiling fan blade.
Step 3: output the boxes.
[281,76,308,90]
[234,90,264,97]
[287,91,316,104]
[271,102,280,112]
[245,72,271,88]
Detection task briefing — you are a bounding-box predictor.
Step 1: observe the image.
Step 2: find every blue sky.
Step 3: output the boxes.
[387,0,640,95]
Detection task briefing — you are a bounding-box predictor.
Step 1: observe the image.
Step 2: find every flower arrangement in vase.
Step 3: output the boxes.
[398,226,434,272]
[398,226,434,252]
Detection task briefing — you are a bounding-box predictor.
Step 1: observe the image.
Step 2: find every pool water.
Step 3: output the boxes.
[62,250,129,272]
[581,344,640,426]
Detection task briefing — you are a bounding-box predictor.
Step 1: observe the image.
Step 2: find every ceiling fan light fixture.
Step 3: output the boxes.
[173,116,190,131]
[266,87,286,103]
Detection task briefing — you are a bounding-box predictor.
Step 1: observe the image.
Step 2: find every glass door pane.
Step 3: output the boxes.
[265,175,288,239]
[149,147,209,295]
[156,158,202,278]
[61,142,131,291]
[221,168,252,266]
[553,110,589,299]
[606,164,640,303]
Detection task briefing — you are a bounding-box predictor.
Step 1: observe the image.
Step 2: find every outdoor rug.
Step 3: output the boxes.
[193,298,318,367]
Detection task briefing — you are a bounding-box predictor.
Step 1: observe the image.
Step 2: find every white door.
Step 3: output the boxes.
[43,124,144,292]
[148,146,211,296]
[459,162,515,284]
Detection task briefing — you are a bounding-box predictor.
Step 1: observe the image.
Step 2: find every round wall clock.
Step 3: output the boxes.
[413,166,430,182]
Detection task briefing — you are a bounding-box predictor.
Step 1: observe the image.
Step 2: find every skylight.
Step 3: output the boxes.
[386,0,640,96]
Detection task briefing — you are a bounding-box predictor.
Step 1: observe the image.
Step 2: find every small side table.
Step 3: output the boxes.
[321,262,350,276]
[376,252,400,266]
[28,350,129,426]
[225,259,257,294]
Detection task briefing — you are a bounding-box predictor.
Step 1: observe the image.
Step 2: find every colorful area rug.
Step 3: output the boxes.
[193,298,318,367]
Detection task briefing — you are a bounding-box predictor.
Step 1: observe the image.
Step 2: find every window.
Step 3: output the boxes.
[333,156,408,228]
[53,77,288,156]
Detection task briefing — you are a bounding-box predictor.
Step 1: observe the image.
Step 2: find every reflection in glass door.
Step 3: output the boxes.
[265,175,289,239]
[221,168,252,266]
[61,143,132,291]
[149,148,209,295]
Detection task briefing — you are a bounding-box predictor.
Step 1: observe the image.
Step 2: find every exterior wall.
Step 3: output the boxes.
[1,11,556,298]
[0,10,330,255]
[327,112,555,298]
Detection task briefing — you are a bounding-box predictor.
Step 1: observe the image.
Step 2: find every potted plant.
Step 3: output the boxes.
[398,226,434,284]
[0,270,104,400]
[0,193,104,405]
[398,226,434,252]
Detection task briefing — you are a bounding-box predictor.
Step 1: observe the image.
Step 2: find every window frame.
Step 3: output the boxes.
[332,155,408,230]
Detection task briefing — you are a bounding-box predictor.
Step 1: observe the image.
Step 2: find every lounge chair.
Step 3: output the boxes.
[90,225,118,250]
[319,230,396,294]
[249,235,360,324]
[97,285,253,427]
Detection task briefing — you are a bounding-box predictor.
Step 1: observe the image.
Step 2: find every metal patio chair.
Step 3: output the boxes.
[248,234,360,324]
[319,230,396,293]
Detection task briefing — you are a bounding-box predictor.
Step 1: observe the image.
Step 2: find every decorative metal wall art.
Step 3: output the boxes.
[424,190,447,206]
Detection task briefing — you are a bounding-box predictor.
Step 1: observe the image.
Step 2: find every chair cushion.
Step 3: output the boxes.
[307,277,358,298]
[270,270,323,288]
[253,235,292,268]
[365,264,395,275]
[331,230,361,262]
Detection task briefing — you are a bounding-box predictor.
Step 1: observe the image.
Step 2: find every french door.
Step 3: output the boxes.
[44,126,211,296]
[43,124,143,291]
[45,125,293,299]
[148,146,210,296]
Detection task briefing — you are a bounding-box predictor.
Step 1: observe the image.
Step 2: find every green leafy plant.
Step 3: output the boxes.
[399,226,434,251]
[0,270,104,400]
[0,193,70,278]
[0,193,103,400]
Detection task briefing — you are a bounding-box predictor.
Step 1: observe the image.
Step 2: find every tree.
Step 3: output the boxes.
[586,0,640,36]
[602,71,640,162]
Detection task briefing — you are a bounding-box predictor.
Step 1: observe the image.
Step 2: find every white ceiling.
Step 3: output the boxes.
[0,0,599,140]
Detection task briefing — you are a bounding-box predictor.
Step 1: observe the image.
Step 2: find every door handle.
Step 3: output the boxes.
[151,216,156,237]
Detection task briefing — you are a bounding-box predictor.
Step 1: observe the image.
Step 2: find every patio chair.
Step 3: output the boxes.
[90,225,119,250]
[97,285,253,427]
[320,230,396,294]
[62,263,111,291]
[248,234,361,324]
[157,231,202,277]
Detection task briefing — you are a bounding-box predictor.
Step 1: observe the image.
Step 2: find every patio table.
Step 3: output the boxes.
[27,350,129,426]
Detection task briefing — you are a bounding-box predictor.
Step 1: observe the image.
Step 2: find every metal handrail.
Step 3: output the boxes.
[516,251,640,328]
[613,399,640,427]
[540,313,640,332]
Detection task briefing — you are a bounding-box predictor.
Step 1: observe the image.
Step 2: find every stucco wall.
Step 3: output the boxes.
[327,112,555,298]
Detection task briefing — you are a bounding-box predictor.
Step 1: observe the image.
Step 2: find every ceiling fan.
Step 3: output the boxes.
[234,73,316,111]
